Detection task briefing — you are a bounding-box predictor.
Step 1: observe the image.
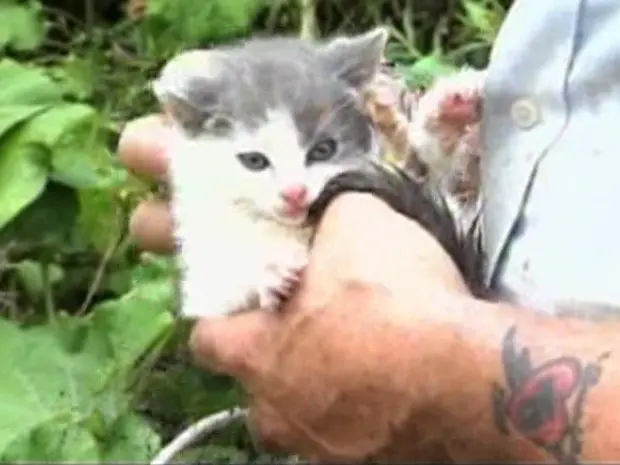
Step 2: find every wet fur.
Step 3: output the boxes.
[364,65,486,221]
[307,164,487,297]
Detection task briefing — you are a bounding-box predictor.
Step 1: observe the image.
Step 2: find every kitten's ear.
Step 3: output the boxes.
[320,27,389,90]
[152,50,229,134]
[152,89,203,133]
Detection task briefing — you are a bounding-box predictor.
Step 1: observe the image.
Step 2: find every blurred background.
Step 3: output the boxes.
[0,0,510,462]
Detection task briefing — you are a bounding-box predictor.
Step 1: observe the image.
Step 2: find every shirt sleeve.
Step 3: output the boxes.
[481,0,620,313]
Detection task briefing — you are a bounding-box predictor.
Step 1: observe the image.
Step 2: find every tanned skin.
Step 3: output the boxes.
[119,115,620,463]
[391,296,620,463]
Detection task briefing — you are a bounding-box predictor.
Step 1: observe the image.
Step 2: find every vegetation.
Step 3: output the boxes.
[0,0,511,461]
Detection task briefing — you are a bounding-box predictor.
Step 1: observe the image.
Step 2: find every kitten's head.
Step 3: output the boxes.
[153,28,388,226]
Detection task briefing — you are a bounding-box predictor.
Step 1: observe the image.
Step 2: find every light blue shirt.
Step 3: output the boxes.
[481,0,620,314]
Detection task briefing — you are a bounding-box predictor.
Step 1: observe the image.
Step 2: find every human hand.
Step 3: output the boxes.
[118,114,176,254]
[119,114,471,461]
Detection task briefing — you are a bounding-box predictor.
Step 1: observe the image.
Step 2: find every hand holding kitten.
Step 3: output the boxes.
[120,114,176,253]
[118,113,471,461]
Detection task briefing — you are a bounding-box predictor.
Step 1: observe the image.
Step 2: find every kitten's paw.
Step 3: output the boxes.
[408,68,486,173]
[419,69,486,127]
[437,90,481,125]
[256,261,305,311]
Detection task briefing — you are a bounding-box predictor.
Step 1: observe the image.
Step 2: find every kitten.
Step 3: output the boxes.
[362,58,421,165]
[309,69,489,296]
[338,65,488,294]
[364,64,486,216]
[407,67,486,216]
[152,28,389,318]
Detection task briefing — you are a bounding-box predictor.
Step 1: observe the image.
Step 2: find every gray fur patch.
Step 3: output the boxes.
[154,28,389,163]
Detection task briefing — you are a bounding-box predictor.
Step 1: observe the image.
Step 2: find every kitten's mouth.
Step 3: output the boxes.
[275,204,309,222]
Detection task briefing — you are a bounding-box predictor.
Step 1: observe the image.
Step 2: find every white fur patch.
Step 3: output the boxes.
[168,109,350,318]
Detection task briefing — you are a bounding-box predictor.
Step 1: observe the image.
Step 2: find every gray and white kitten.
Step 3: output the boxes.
[152,28,389,318]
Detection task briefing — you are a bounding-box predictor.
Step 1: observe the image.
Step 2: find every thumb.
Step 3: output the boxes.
[189,309,278,382]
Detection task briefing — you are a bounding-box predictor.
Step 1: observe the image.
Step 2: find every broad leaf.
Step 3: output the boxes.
[0,182,79,248]
[0,0,45,52]
[0,141,48,231]
[0,101,108,230]
[0,281,173,460]
[0,104,49,138]
[397,54,458,88]
[44,103,108,189]
[99,413,161,462]
[145,0,266,48]
[0,59,63,105]
[462,0,494,36]
[0,63,88,230]
[47,55,97,101]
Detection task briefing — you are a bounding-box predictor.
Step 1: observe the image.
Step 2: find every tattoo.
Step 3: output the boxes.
[491,325,610,464]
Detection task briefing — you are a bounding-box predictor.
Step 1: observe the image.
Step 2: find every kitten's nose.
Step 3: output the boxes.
[280,185,308,206]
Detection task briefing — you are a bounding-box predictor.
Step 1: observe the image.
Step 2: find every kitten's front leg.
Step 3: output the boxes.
[254,248,308,312]
[418,68,486,129]
[408,68,486,174]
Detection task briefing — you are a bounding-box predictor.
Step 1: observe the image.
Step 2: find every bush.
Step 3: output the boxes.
[0,0,510,461]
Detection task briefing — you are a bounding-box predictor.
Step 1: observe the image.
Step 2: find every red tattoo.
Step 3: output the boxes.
[492,326,609,464]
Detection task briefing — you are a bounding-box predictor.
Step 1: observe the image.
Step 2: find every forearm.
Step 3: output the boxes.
[304,192,620,462]
[399,294,620,463]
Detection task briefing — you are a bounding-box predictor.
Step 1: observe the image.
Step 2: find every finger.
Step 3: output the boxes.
[118,114,172,181]
[311,193,456,288]
[189,310,277,382]
[246,400,297,454]
[129,199,176,253]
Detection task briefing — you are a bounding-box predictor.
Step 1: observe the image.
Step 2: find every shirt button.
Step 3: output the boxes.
[511,98,540,129]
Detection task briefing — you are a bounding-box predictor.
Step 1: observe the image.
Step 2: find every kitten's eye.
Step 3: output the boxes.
[306,138,337,163]
[237,151,271,171]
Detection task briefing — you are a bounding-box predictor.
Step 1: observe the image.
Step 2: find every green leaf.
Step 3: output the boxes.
[2,422,100,462]
[12,260,64,300]
[45,103,109,189]
[0,104,49,138]
[0,283,173,460]
[145,0,266,48]
[0,63,86,230]
[99,413,161,462]
[47,56,96,101]
[143,365,240,428]
[91,278,175,370]
[0,59,63,105]
[0,0,45,52]
[49,147,104,188]
[16,103,97,150]
[460,0,504,43]
[397,54,458,88]
[77,185,122,252]
[462,0,493,34]
[0,101,109,230]
[0,182,79,249]
[0,141,48,231]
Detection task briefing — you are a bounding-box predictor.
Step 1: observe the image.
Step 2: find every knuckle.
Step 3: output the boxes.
[117,117,147,155]
[187,321,256,377]
[217,341,252,375]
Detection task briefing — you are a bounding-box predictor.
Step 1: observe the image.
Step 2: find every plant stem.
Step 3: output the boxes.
[298,0,317,40]
[41,262,56,324]
[77,232,121,316]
